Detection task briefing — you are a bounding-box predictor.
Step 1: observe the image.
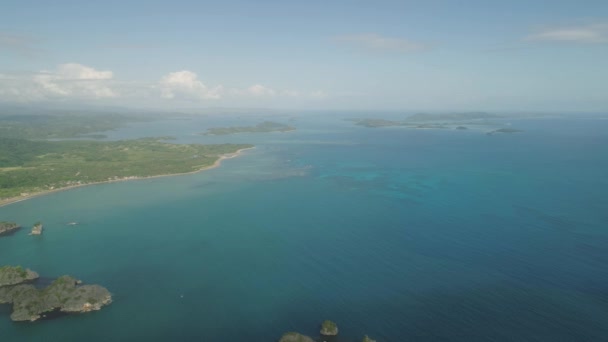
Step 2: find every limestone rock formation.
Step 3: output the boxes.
[320,320,339,336]
[0,222,20,236]
[30,222,43,235]
[0,266,111,322]
[278,332,315,342]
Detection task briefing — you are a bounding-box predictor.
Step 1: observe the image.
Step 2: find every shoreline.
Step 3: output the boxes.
[0,147,255,208]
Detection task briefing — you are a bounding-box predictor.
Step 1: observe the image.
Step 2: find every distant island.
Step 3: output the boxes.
[0,137,253,206]
[486,128,523,135]
[349,112,521,133]
[0,265,112,322]
[0,222,20,236]
[202,121,295,135]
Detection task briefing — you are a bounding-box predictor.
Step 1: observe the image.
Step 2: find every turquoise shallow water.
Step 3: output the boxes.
[1,114,608,341]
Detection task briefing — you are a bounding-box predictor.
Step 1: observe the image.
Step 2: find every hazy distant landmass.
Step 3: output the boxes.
[202,121,295,135]
[405,112,501,121]
[350,112,519,132]
[0,111,154,140]
[486,128,524,135]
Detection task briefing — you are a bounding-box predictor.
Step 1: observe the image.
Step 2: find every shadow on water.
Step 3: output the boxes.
[36,308,70,321]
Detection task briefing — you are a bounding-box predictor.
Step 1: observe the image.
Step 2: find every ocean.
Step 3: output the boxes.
[1,113,607,341]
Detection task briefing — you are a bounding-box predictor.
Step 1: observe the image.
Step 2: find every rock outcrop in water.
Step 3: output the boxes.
[279,321,377,341]
[278,332,315,342]
[320,320,339,336]
[0,266,112,322]
[0,266,39,287]
[362,335,377,342]
[30,222,43,235]
[0,222,21,236]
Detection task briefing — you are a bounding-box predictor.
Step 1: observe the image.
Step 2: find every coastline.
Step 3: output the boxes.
[0,147,255,208]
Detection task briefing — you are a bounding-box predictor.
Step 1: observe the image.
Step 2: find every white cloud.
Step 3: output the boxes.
[526,23,608,44]
[246,84,276,97]
[159,70,223,100]
[0,63,117,101]
[53,63,113,80]
[334,33,428,52]
[0,65,327,105]
[33,63,117,98]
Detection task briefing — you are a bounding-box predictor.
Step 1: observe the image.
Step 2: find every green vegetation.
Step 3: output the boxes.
[0,266,38,287]
[278,332,315,342]
[202,121,295,135]
[0,112,151,140]
[280,321,379,341]
[0,222,20,236]
[0,268,112,322]
[0,137,252,199]
[320,320,339,335]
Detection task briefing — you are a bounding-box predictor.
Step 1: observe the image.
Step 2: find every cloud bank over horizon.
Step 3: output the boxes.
[0,64,327,107]
[0,1,607,111]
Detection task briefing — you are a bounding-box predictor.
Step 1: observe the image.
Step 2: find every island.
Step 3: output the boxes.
[0,222,21,236]
[0,266,39,287]
[349,112,521,134]
[351,118,450,129]
[278,320,377,342]
[320,320,339,336]
[278,332,315,342]
[0,265,112,322]
[30,222,43,235]
[486,128,523,135]
[0,137,253,206]
[202,121,295,135]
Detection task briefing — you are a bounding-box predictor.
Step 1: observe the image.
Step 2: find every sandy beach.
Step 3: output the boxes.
[0,147,254,208]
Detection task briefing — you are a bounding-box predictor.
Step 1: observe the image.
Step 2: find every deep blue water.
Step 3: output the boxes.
[1,114,608,341]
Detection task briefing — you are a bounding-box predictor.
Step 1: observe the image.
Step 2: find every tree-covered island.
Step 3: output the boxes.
[0,266,111,322]
[0,222,21,236]
[348,112,519,132]
[202,121,295,135]
[278,320,377,342]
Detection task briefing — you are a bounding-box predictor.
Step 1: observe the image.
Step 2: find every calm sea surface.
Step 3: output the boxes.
[1,114,607,341]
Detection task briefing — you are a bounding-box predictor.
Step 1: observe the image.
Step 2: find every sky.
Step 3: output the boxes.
[0,0,607,111]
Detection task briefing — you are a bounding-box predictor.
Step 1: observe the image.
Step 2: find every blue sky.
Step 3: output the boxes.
[1,0,607,111]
